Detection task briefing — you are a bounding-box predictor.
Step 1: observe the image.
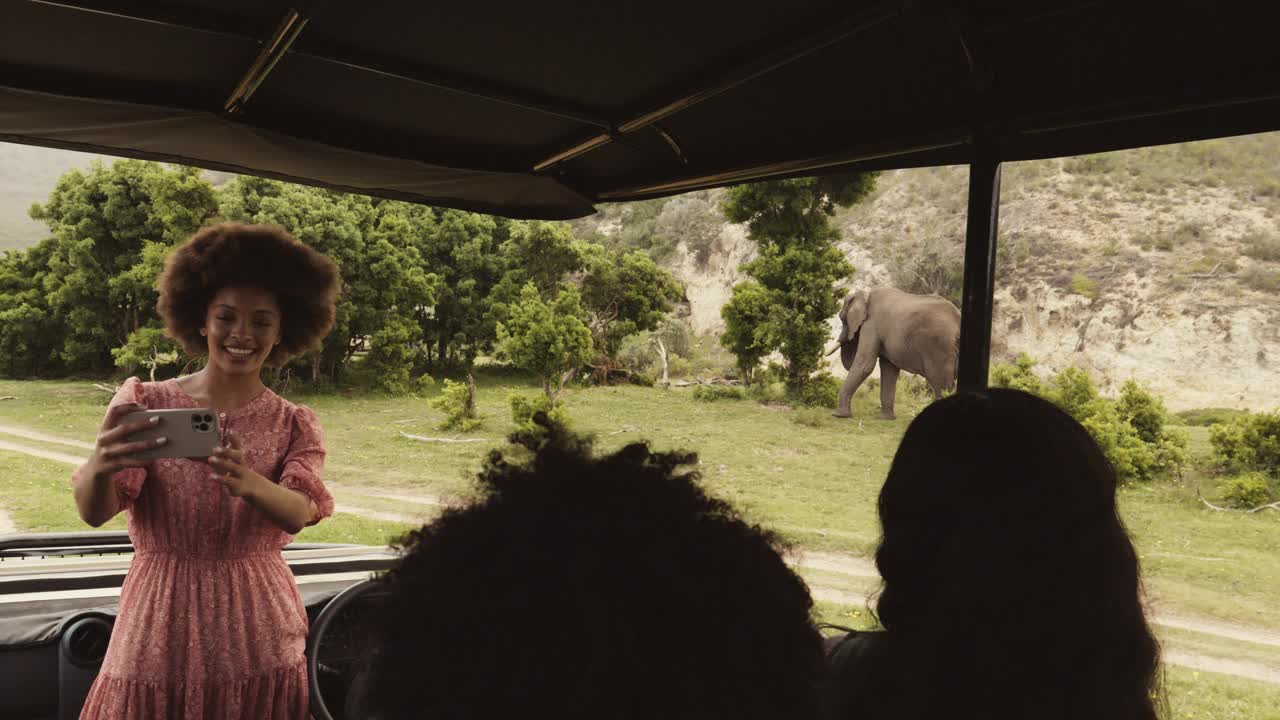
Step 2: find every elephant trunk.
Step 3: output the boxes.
[840,329,860,371]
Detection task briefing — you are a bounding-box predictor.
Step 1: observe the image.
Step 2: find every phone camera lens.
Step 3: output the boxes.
[198,423,210,432]
[203,414,214,423]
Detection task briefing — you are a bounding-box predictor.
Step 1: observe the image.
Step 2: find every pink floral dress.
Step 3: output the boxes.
[75,377,335,719]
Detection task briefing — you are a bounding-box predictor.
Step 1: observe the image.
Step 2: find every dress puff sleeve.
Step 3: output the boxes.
[71,377,148,509]
[278,405,335,527]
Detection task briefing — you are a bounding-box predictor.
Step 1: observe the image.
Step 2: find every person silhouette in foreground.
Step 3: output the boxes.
[825,388,1164,720]
[363,418,824,720]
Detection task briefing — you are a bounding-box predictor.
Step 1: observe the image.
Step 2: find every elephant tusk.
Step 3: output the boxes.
[824,343,841,357]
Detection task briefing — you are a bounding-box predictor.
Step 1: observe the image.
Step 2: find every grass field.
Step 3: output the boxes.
[2,373,1278,716]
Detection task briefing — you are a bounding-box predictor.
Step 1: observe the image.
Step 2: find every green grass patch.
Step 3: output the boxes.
[0,450,125,532]
[1165,665,1280,719]
[2,379,1278,633]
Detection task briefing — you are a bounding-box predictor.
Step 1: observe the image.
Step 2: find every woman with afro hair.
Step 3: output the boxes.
[72,223,341,719]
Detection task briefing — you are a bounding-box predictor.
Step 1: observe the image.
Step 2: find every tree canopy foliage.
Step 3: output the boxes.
[719,173,877,387]
[1,160,681,391]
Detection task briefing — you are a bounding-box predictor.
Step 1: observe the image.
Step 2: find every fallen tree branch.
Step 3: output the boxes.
[671,377,742,387]
[1196,487,1280,514]
[93,383,119,395]
[398,431,484,444]
[0,396,15,401]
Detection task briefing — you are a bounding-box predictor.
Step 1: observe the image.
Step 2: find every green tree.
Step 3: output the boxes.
[487,221,585,330]
[720,173,876,388]
[496,283,593,400]
[18,160,217,375]
[0,242,59,376]
[218,179,439,386]
[720,280,773,384]
[412,209,508,370]
[111,326,182,381]
[579,248,682,372]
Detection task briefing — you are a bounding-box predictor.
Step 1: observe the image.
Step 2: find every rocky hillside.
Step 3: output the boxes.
[583,132,1280,411]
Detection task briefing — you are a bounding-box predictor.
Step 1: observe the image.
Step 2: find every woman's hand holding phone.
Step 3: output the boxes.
[208,431,267,498]
[86,402,168,481]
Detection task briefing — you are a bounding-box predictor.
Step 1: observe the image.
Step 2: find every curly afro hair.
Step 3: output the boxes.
[156,223,339,366]
[365,421,824,720]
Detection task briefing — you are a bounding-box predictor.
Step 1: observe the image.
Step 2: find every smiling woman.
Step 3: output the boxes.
[68,223,342,720]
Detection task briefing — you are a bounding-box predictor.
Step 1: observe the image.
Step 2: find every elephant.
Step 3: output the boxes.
[829,287,961,419]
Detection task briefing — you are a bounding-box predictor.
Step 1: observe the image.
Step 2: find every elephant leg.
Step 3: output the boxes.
[878,358,900,420]
[834,355,877,418]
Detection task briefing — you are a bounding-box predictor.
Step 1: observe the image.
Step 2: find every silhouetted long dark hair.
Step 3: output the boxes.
[856,389,1163,720]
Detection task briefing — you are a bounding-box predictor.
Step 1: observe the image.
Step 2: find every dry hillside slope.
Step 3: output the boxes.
[587,132,1280,410]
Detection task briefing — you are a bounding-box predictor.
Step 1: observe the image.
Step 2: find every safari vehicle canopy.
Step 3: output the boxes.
[2,1,1279,718]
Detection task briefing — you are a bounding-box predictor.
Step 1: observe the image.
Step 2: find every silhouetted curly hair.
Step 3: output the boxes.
[156,223,339,366]
[366,420,824,720]
[834,389,1163,720]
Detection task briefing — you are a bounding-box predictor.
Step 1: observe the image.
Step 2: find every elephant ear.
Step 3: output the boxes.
[839,292,869,371]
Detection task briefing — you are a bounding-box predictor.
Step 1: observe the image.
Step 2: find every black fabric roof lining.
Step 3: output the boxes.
[1,0,1277,218]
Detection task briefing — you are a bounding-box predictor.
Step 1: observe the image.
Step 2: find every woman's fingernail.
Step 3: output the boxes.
[155,437,167,445]
[149,417,160,424]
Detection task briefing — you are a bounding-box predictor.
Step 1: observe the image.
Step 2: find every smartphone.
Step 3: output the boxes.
[120,408,221,460]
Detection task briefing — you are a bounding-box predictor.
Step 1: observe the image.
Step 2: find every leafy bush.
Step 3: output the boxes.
[993,357,1185,483]
[792,372,840,408]
[692,385,744,402]
[1080,402,1157,483]
[990,353,1048,396]
[1069,274,1099,299]
[1242,267,1280,292]
[509,392,570,432]
[900,374,935,400]
[665,355,692,379]
[430,376,482,432]
[887,242,964,306]
[629,372,656,387]
[111,326,182,381]
[1210,412,1280,475]
[1242,232,1280,262]
[747,380,788,404]
[1189,252,1239,275]
[1117,380,1167,444]
[1219,472,1274,509]
[1062,154,1113,174]
[1050,366,1100,419]
[1175,408,1249,427]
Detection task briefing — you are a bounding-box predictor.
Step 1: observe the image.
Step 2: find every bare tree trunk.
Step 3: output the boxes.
[655,337,670,387]
[465,373,477,417]
[550,368,576,401]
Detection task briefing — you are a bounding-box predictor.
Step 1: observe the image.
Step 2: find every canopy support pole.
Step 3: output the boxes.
[956,143,1002,392]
